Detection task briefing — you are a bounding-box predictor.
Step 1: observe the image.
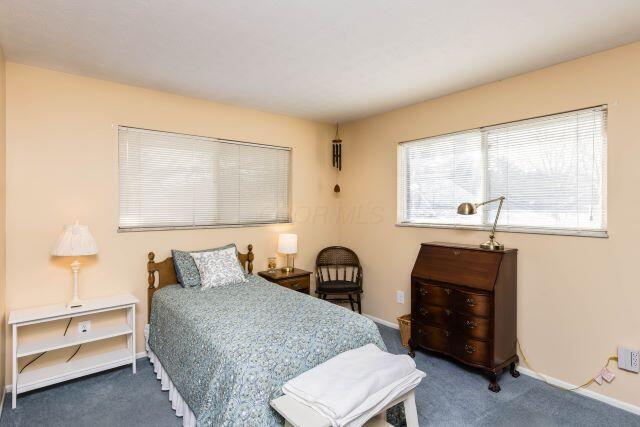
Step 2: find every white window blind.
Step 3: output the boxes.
[119,127,290,230]
[398,106,607,236]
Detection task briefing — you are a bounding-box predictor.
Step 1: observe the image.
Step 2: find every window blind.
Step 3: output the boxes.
[119,127,291,230]
[398,106,607,236]
[398,129,484,226]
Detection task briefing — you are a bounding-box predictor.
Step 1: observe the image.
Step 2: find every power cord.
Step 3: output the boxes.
[517,339,617,391]
[66,345,82,363]
[19,317,82,373]
[63,317,72,335]
[19,352,45,374]
[63,316,83,363]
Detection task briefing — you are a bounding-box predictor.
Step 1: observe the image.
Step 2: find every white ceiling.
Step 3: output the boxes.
[1,1,640,122]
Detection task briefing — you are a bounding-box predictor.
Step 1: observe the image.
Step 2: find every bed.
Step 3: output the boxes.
[145,244,387,426]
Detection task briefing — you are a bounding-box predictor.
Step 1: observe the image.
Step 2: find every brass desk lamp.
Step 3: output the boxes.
[457,196,505,250]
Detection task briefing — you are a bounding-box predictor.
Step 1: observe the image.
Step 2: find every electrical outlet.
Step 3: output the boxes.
[618,347,640,373]
[78,320,91,335]
[396,290,405,304]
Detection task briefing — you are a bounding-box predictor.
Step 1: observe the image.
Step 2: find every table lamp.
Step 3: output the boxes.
[457,196,506,250]
[278,233,297,273]
[51,221,98,308]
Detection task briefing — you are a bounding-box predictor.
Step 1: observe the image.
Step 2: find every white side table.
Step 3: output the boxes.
[8,293,138,408]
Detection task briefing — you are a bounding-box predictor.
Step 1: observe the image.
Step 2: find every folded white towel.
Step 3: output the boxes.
[340,369,424,427]
[282,344,426,427]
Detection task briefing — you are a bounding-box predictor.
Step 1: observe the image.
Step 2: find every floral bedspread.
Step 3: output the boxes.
[148,275,386,426]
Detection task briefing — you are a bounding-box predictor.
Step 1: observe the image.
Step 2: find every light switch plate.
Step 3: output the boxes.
[396,290,405,304]
[618,347,639,373]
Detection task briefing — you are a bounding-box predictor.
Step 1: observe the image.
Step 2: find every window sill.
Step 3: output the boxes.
[395,222,608,238]
[118,220,292,233]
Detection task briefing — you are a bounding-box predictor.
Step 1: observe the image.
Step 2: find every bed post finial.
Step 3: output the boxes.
[247,244,254,274]
[147,252,156,288]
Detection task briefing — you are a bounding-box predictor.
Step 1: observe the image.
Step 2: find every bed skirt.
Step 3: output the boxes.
[145,325,197,427]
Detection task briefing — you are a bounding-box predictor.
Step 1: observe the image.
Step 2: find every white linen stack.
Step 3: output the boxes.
[282,344,426,427]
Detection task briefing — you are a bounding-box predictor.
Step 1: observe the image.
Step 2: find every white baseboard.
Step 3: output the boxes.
[517,366,640,416]
[364,316,639,416]
[363,314,399,330]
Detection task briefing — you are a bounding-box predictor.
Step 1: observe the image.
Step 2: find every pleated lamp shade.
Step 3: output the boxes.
[51,222,98,256]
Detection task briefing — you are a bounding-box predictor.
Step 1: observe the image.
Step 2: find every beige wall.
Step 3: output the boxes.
[4,63,338,379]
[341,42,640,407]
[0,46,6,395]
[3,43,639,409]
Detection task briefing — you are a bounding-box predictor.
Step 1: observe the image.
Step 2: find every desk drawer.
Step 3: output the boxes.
[413,322,452,354]
[454,315,491,341]
[414,304,453,329]
[454,290,491,318]
[455,337,490,366]
[415,281,453,307]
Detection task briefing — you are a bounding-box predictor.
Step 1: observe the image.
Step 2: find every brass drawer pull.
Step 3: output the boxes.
[418,328,423,335]
[453,250,461,256]
[464,344,476,354]
[419,288,429,296]
[444,288,452,295]
[419,307,429,316]
[444,330,451,337]
[465,298,476,307]
[292,283,299,289]
[445,309,451,316]
[464,320,478,329]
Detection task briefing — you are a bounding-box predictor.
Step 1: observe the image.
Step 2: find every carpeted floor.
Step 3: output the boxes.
[1,323,638,426]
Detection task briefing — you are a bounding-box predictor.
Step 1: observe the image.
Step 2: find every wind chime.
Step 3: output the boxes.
[332,123,342,192]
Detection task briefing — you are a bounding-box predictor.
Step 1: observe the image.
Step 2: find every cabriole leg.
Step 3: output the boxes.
[510,362,520,378]
[488,372,501,393]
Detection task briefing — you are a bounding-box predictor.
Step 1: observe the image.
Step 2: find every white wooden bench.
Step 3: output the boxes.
[271,389,419,427]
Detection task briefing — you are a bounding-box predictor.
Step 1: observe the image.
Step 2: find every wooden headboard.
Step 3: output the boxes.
[146,244,254,321]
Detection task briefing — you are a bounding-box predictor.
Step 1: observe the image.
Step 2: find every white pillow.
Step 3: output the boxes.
[190,247,246,289]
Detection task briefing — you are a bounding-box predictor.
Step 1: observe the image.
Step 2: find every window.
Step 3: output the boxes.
[398,106,607,236]
[119,127,290,230]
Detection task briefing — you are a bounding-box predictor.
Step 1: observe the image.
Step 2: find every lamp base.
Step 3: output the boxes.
[281,254,295,273]
[68,259,83,309]
[480,237,504,251]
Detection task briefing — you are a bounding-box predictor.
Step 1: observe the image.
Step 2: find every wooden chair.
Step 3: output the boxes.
[315,246,363,313]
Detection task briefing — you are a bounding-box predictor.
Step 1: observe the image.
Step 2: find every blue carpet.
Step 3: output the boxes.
[1,323,638,426]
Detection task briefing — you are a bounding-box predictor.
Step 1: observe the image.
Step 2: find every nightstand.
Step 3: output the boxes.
[258,268,312,295]
[8,294,138,408]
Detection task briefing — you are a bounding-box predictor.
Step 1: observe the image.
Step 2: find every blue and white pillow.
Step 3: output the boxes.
[190,246,246,289]
[173,244,245,288]
[172,249,202,288]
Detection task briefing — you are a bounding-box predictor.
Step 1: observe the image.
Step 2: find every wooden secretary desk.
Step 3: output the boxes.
[409,242,519,392]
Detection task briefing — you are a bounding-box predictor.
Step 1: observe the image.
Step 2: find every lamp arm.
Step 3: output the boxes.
[475,196,505,209]
[489,197,505,238]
